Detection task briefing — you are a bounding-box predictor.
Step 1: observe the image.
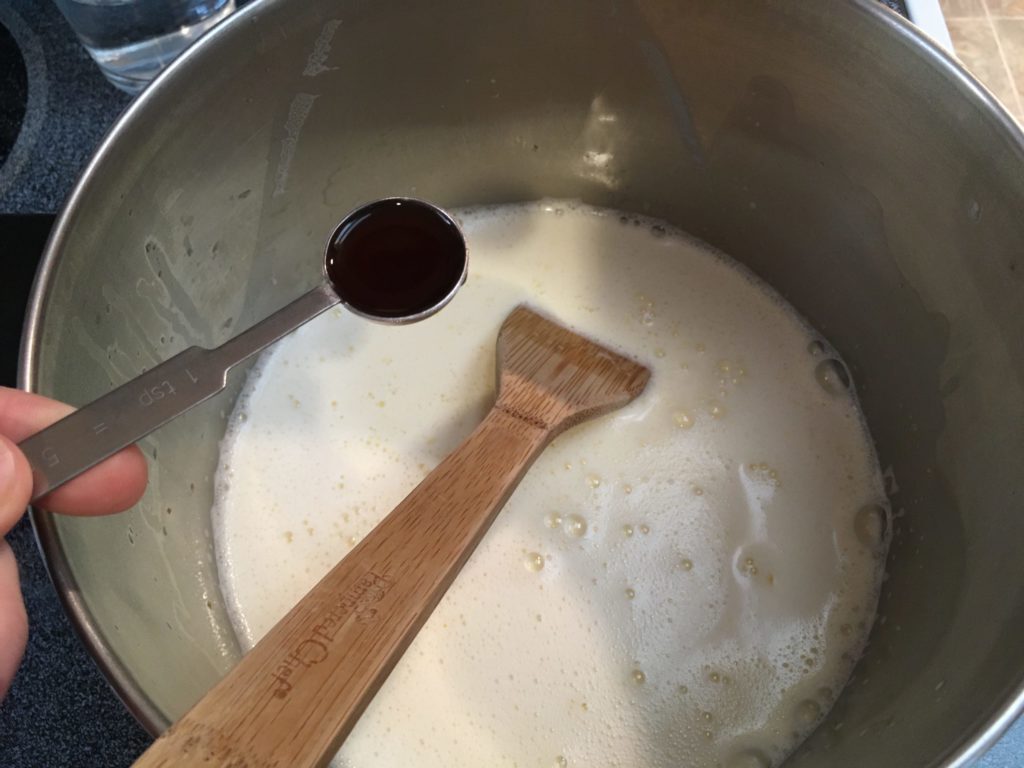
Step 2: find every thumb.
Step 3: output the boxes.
[0,435,32,537]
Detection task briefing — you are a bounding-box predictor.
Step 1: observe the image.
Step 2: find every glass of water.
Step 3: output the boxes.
[53,0,236,95]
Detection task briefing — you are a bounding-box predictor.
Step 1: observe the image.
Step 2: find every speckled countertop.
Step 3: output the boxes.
[0,0,1020,766]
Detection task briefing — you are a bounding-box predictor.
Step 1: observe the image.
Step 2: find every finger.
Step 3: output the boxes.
[0,387,148,516]
[0,540,28,698]
[0,434,32,536]
[34,447,149,516]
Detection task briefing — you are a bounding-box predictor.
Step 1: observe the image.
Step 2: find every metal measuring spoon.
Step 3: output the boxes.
[20,198,467,501]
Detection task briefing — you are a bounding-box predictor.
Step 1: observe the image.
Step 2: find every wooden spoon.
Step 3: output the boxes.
[134,305,650,768]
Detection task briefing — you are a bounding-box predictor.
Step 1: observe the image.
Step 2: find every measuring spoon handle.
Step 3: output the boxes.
[20,284,338,501]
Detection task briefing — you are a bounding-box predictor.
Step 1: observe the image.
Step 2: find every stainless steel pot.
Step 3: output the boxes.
[20,0,1024,764]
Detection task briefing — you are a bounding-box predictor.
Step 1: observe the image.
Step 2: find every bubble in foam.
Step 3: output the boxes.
[854,503,889,548]
[625,587,636,599]
[631,669,647,685]
[563,514,587,538]
[808,339,826,357]
[524,552,545,572]
[673,410,695,430]
[544,512,563,529]
[815,359,851,395]
[622,524,634,537]
[794,698,822,726]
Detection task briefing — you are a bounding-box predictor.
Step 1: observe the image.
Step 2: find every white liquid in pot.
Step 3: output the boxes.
[212,202,889,768]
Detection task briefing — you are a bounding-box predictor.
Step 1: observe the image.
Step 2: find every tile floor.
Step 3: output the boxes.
[940,0,1024,122]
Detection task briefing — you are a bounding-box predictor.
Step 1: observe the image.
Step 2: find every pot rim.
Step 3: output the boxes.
[18,0,1024,763]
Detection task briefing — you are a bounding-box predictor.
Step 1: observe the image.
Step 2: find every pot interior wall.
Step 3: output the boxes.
[27,1,1024,765]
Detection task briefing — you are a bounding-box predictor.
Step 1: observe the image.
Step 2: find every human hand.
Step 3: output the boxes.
[1,386,148,697]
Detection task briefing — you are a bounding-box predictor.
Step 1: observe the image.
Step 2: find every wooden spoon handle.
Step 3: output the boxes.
[135,305,651,768]
[134,405,551,768]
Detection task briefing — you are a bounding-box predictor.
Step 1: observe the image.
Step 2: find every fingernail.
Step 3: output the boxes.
[0,439,18,509]
[0,439,14,486]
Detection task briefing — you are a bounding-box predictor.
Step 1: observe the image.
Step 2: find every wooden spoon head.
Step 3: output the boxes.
[495,306,650,433]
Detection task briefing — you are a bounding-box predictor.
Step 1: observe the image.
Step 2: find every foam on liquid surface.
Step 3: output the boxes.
[213,202,889,768]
